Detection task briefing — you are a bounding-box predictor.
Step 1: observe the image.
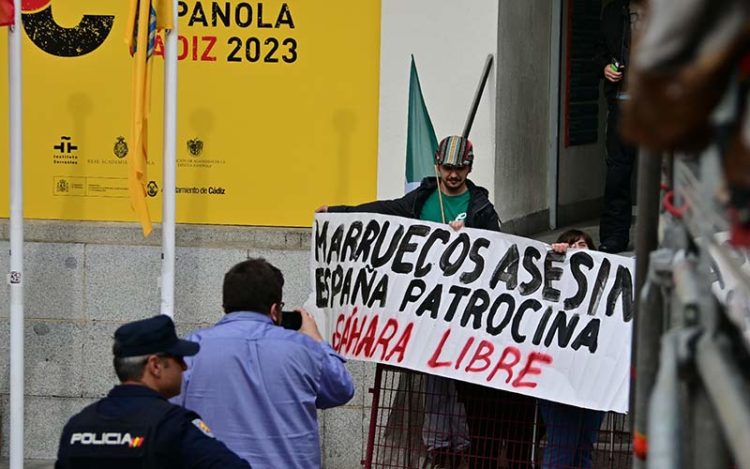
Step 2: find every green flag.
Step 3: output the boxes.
[405,55,438,193]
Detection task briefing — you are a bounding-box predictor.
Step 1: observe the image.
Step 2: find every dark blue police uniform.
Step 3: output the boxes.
[56,384,250,469]
[55,315,251,469]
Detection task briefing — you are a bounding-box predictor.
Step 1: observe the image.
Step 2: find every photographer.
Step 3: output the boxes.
[173,258,355,469]
[594,0,643,253]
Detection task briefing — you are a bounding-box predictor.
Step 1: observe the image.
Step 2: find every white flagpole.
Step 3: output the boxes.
[160,0,177,318]
[8,0,25,466]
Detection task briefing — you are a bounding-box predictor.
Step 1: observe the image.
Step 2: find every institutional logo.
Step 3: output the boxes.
[52,136,79,165]
[56,179,69,193]
[113,137,128,159]
[147,181,159,197]
[187,138,204,157]
[53,136,77,154]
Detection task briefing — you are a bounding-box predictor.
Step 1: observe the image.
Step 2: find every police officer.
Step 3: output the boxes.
[55,315,251,468]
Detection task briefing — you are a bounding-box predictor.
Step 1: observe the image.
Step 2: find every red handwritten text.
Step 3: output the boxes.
[427,328,553,388]
[332,308,413,363]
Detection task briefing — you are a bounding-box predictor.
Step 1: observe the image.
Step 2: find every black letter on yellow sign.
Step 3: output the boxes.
[23,5,114,57]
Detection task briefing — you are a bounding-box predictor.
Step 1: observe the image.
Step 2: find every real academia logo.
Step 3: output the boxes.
[21,0,114,57]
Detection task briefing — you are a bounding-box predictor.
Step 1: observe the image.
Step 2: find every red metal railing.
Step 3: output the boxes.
[363,364,632,469]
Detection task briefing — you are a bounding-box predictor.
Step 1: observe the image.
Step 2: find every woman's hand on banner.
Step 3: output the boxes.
[551,243,569,253]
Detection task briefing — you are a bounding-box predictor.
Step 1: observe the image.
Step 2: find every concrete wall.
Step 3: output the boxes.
[494,0,554,234]
[0,220,374,467]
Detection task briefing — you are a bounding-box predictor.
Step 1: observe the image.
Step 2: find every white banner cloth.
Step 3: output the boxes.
[309,213,634,412]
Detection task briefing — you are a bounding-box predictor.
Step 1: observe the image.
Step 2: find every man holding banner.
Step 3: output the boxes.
[319,135,499,231]
[317,135,535,468]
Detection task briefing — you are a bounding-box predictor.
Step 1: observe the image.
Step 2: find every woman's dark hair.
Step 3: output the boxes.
[223,258,284,314]
[555,229,595,250]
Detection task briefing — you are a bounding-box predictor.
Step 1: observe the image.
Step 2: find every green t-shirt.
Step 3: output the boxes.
[419,189,470,223]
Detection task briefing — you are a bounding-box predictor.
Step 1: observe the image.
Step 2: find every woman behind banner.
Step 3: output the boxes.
[538,229,606,469]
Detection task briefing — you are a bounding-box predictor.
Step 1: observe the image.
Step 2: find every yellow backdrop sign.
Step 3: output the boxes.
[0,0,380,227]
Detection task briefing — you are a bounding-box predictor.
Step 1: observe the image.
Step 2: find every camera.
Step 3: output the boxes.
[281,310,302,330]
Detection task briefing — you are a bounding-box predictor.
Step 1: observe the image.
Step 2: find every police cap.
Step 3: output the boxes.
[113,315,200,358]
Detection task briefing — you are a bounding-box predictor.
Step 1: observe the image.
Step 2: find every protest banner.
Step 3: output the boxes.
[310,213,634,412]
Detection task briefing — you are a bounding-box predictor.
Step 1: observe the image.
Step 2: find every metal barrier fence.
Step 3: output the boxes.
[631,146,750,469]
[363,365,632,469]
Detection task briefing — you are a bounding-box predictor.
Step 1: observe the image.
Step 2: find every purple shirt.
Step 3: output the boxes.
[173,312,354,469]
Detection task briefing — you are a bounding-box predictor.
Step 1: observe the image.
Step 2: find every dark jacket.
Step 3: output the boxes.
[328,177,501,231]
[56,385,250,469]
[594,0,631,102]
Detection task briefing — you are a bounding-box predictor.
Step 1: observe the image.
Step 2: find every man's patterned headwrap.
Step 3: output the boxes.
[434,136,474,167]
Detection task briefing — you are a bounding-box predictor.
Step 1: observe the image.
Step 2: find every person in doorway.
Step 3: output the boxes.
[594,0,644,253]
[55,315,250,469]
[539,229,606,469]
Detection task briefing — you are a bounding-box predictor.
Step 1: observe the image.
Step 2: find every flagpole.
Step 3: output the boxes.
[8,0,25,466]
[433,165,446,224]
[160,0,177,318]
[462,54,494,138]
